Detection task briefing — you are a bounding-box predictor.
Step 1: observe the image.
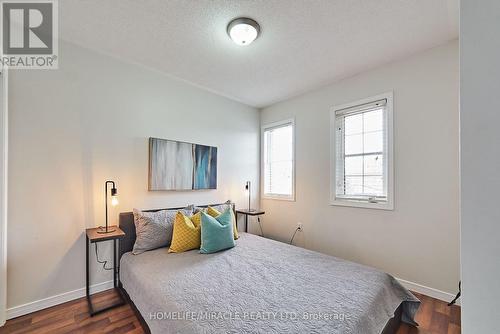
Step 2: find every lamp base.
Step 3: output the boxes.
[96,226,117,234]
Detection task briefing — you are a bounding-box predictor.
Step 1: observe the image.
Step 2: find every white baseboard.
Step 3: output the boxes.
[6,280,113,320]
[396,277,460,306]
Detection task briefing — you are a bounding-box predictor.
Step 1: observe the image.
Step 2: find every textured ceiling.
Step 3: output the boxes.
[60,0,458,108]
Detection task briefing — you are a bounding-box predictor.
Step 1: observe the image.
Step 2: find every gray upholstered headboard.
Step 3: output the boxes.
[118,202,236,260]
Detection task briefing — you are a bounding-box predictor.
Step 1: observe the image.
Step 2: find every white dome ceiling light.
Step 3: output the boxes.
[227,17,260,46]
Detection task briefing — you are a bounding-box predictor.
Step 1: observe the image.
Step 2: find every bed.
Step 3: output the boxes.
[118,204,420,334]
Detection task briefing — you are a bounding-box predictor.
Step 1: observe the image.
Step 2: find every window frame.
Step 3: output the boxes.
[330,92,394,210]
[261,118,296,201]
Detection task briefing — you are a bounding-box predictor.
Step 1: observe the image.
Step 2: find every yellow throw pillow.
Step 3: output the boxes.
[207,206,239,239]
[168,212,201,253]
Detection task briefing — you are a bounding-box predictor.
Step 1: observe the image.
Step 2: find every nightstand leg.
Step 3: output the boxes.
[86,235,92,314]
[86,235,89,297]
[113,239,117,288]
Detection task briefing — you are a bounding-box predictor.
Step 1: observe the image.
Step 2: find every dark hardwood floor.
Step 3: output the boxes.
[396,292,461,334]
[0,289,460,334]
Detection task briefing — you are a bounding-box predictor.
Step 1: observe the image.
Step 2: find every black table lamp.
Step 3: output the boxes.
[98,180,119,234]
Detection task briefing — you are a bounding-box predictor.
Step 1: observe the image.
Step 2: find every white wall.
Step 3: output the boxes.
[0,68,8,325]
[260,41,459,294]
[7,41,260,310]
[460,1,500,332]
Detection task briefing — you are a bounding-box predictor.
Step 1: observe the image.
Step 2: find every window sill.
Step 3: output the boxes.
[262,194,296,202]
[330,198,393,210]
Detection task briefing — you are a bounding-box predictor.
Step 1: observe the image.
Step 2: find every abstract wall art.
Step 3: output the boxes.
[148,137,217,190]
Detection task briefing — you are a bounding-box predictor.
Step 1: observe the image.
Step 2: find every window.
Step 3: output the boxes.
[331,92,393,210]
[262,119,295,200]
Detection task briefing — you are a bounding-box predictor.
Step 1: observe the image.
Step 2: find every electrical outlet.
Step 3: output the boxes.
[297,222,303,231]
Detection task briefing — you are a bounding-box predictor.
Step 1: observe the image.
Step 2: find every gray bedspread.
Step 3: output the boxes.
[120,233,420,334]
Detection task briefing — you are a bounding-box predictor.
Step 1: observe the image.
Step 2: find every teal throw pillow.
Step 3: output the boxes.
[200,208,235,254]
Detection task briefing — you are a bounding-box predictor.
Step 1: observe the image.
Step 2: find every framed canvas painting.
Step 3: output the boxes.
[148,137,217,190]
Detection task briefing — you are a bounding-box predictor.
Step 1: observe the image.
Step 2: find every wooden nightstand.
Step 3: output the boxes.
[85,226,126,316]
[235,209,265,232]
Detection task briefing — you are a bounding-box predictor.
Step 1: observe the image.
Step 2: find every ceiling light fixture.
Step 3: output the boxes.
[227,17,260,46]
